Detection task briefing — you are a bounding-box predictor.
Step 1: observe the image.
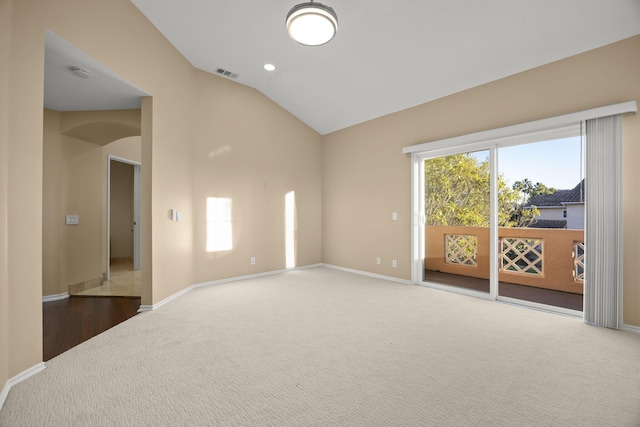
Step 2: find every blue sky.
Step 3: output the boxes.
[472,137,584,190]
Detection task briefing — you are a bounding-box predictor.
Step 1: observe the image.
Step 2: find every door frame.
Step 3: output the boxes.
[107,155,141,280]
[410,125,583,316]
[411,145,498,302]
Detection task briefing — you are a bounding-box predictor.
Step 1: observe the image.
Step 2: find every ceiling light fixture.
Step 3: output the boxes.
[264,63,276,71]
[70,66,91,79]
[286,1,338,46]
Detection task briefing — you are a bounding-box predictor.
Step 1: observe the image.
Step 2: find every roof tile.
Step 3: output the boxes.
[525,179,585,207]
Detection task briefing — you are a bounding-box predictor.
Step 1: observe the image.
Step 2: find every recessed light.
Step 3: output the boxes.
[264,64,276,71]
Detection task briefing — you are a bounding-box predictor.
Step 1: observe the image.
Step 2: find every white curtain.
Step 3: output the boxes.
[584,114,622,328]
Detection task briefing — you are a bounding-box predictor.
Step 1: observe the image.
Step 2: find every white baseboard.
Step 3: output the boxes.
[192,269,287,290]
[42,292,69,303]
[137,284,194,313]
[321,263,413,285]
[291,263,325,271]
[138,264,324,313]
[0,362,46,412]
[192,263,323,289]
[622,323,640,334]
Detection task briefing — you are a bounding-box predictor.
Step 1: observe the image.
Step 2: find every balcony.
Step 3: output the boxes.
[425,226,584,311]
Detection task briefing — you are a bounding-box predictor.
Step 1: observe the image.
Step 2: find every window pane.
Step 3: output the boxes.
[496,137,584,311]
[423,150,491,294]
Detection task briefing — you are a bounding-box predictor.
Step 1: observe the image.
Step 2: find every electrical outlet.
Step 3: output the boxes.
[250,257,256,265]
[392,259,398,268]
[376,257,381,265]
[392,211,398,221]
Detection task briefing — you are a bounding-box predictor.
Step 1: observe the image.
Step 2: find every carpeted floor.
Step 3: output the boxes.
[1,267,639,426]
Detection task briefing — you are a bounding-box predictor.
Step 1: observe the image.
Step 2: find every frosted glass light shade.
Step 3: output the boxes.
[286,2,338,46]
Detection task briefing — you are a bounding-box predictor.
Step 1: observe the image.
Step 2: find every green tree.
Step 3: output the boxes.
[510,180,556,226]
[512,178,534,205]
[424,153,521,227]
[513,179,556,202]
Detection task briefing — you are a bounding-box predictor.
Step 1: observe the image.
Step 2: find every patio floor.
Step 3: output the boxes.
[424,270,583,312]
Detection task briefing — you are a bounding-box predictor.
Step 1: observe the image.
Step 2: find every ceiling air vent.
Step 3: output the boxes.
[215,68,238,79]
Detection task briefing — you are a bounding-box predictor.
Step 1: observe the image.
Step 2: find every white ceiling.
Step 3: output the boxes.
[44,31,147,112]
[45,1,640,135]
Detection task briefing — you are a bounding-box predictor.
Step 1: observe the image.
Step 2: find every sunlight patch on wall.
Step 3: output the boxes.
[206,197,233,252]
[285,191,296,269]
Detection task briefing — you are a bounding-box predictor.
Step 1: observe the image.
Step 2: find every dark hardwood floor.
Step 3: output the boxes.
[43,296,141,361]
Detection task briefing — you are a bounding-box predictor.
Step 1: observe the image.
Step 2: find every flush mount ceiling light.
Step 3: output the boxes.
[286,1,338,46]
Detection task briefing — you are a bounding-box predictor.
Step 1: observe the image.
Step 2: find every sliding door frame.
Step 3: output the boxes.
[410,126,584,315]
[412,144,499,301]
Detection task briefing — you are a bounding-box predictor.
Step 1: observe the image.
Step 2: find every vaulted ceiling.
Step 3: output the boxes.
[45,0,640,135]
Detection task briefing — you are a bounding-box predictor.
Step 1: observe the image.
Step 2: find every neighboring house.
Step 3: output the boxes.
[525,180,585,229]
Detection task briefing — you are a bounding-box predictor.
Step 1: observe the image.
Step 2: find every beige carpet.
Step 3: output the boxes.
[2,267,640,426]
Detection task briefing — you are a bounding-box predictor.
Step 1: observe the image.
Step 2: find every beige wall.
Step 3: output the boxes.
[60,109,141,146]
[0,0,12,392]
[4,0,196,384]
[323,35,640,326]
[191,71,322,282]
[104,136,142,163]
[42,109,65,296]
[110,161,134,260]
[62,130,104,287]
[42,111,142,297]
[140,97,153,306]
[4,0,46,384]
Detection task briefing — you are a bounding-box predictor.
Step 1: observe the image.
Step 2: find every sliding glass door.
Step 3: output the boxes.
[415,128,584,315]
[423,150,491,296]
[496,138,584,311]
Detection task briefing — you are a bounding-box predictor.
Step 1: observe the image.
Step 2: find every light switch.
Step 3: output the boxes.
[65,215,79,225]
[392,211,398,221]
[176,211,182,222]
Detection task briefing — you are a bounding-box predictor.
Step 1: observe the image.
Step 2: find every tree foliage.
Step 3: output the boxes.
[424,154,548,227]
[509,179,556,226]
[512,178,556,203]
